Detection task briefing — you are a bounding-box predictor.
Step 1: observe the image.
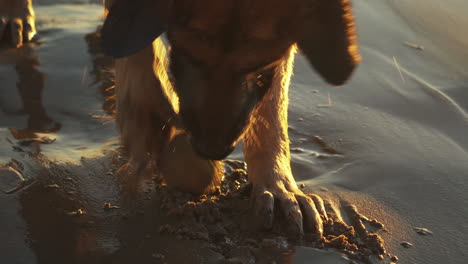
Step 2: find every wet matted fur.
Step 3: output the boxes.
[105,0,361,236]
[0,0,362,238]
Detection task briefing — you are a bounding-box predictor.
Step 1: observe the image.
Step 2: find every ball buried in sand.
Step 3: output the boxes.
[159,133,223,194]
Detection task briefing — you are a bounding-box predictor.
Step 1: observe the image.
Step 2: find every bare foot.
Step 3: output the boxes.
[0,0,36,47]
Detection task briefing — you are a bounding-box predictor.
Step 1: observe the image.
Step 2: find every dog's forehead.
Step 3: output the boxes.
[172,0,300,39]
[175,0,234,32]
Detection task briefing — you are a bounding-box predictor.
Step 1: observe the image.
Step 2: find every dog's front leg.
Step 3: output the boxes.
[114,41,175,188]
[243,47,324,238]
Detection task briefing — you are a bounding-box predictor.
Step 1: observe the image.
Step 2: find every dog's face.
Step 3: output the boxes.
[168,44,278,159]
[166,1,296,159]
[102,0,361,160]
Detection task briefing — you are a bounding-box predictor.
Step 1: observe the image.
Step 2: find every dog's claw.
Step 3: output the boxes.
[309,194,329,222]
[253,191,274,230]
[22,14,35,42]
[252,184,325,239]
[296,193,323,235]
[10,18,23,48]
[279,192,304,237]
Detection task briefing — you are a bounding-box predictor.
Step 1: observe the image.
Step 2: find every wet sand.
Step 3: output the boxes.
[1,1,468,263]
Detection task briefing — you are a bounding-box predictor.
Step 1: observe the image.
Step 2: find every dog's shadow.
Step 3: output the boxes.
[17,151,298,264]
[17,151,220,263]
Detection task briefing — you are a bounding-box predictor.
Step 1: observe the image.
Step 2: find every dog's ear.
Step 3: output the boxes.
[101,0,169,58]
[297,0,361,86]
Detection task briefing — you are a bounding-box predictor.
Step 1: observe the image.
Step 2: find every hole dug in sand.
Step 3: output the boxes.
[152,160,395,263]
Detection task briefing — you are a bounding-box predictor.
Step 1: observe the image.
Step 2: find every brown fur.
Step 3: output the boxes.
[3,0,361,233]
[114,40,176,187]
[111,1,360,197]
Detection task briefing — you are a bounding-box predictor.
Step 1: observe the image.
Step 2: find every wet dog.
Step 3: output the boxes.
[2,0,361,237]
[101,0,361,237]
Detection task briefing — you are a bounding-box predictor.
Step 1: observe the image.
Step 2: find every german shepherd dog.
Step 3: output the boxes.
[1,0,361,237]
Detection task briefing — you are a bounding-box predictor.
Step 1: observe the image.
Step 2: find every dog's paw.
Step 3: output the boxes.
[251,180,327,239]
[0,0,36,47]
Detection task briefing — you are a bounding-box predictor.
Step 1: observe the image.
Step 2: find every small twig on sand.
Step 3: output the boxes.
[81,65,88,85]
[2,166,26,194]
[393,56,405,83]
[103,202,121,210]
[403,41,425,50]
[68,209,86,216]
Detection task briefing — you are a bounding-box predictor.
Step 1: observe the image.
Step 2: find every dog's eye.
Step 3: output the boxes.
[243,73,266,91]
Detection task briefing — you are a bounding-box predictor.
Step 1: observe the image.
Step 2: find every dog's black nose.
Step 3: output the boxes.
[190,138,235,160]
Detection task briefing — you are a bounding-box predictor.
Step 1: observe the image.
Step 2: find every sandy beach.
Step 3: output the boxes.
[1,0,467,263]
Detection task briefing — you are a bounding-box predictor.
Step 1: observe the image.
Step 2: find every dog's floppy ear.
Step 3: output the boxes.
[101,0,169,58]
[297,0,361,86]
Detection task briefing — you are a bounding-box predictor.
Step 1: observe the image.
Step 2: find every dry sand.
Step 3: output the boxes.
[1,1,468,263]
